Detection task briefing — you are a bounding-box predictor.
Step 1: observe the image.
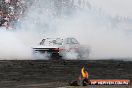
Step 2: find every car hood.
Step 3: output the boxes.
[33,45,60,49]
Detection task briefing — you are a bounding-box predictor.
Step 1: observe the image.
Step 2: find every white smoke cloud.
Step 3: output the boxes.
[0,0,132,60]
[55,10,132,59]
[91,0,132,18]
[62,49,80,60]
[0,29,32,60]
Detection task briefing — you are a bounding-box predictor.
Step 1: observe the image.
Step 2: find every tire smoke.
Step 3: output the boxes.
[1,0,132,60]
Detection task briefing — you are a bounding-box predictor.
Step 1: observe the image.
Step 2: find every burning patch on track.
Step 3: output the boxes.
[69,66,130,86]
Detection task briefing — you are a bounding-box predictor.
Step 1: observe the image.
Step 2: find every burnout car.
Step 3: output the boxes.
[32,37,89,59]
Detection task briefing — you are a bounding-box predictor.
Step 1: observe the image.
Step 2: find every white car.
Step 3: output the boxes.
[32,37,89,59]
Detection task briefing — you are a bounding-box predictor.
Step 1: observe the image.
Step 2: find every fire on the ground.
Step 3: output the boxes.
[80,67,130,85]
[70,66,130,86]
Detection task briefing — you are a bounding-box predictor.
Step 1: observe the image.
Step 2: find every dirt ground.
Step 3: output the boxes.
[16,83,132,88]
[0,60,132,88]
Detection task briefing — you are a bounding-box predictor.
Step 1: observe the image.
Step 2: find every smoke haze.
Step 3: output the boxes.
[0,0,132,60]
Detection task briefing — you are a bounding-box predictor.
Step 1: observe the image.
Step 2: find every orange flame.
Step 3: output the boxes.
[81,67,89,78]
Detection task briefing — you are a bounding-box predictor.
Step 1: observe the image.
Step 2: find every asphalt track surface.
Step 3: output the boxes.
[0,60,132,88]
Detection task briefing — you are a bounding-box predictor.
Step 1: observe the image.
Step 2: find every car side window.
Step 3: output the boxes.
[64,38,79,45]
[66,38,71,44]
[71,38,79,44]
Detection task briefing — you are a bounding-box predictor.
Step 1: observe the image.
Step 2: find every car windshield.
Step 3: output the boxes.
[40,38,63,45]
[40,39,45,45]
